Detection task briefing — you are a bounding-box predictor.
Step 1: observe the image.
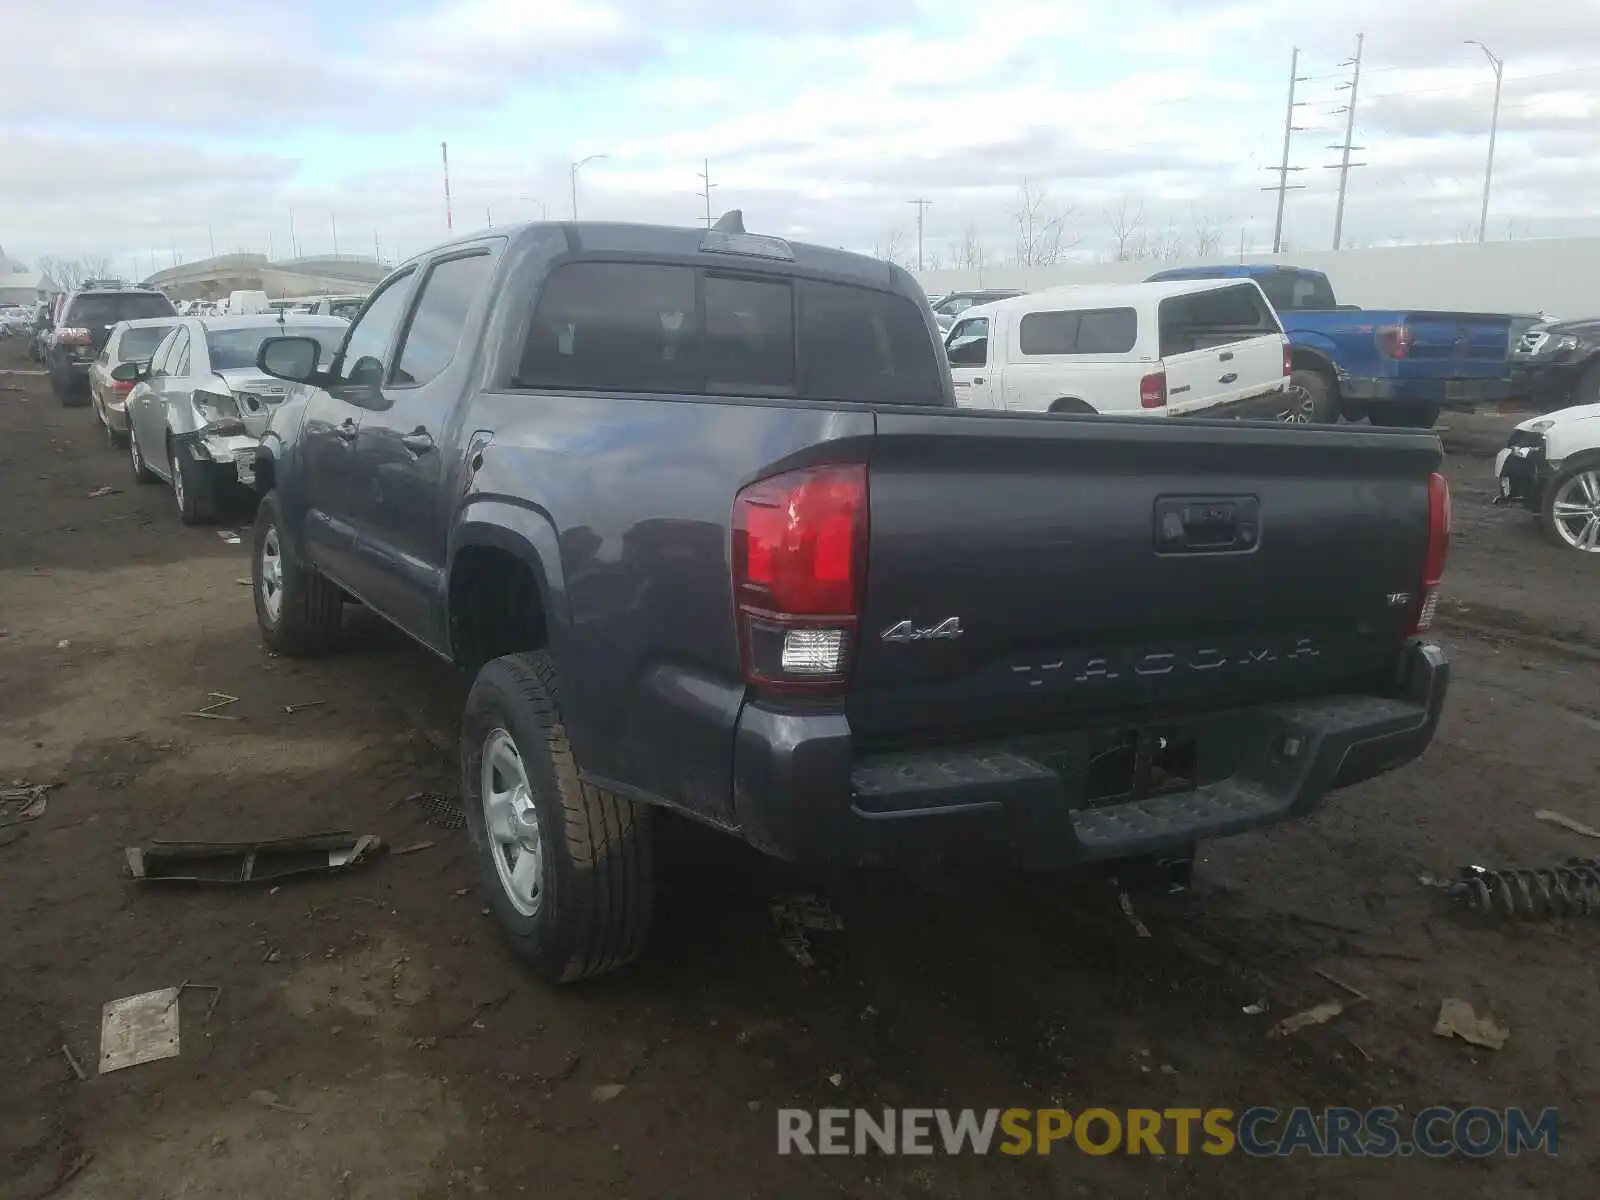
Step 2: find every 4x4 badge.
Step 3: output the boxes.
[881,617,963,643]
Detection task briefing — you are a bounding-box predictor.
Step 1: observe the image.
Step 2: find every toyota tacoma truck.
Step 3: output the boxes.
[1147,263,1519,429]
[245,215,1452,982]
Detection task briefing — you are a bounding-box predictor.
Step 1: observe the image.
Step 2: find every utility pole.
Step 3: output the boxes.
[487,206,493,229]
[1262,47,1308,255]
[331,211,339,256]
[1326,32,1367,251]
[696,159,717,228]
[289,208,299,258]
[374,232,381,263]
[908,198,933,271]
[267,230,274,260]
[442,141,453,230]
[208,223,216,259]
[1467,41,1504,243]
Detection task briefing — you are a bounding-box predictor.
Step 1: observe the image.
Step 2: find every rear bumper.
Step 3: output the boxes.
[732,642,1448,870]
[1342,375,1511,410]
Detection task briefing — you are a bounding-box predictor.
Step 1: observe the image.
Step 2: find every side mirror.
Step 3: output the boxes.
[257,335,322,383]
[110,361,146,383]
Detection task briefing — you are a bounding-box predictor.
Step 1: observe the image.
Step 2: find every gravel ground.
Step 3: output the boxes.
[1,346,1595,1199]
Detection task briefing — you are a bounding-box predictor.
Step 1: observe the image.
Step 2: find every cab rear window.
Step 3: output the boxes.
[68,294,177,325]
[516,262,942,405]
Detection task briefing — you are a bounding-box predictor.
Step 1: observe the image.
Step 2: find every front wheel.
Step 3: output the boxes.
[462,651,655,983]
[252,490,344,655]
[1540,462,1600,554]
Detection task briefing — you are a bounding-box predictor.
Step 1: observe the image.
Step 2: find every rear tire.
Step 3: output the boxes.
[50,367,86,406]
[1283,369,1340,423]
[128,422,159,484]
[1369,403,1440,429]
[253,490,343,655]
[171,440,218,525]
[462,651,655,983]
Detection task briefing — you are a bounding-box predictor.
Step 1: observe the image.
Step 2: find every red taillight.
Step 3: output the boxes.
[57,327,92,347]
[112,379,133,392]
[1376,324,1412,360]
[1411,471,1451,635]
[733,463,867,692]
[1282,341,1293,376]
[1139,371,1167,409]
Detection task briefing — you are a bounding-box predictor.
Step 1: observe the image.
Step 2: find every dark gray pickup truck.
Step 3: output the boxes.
[246,214,1452,982]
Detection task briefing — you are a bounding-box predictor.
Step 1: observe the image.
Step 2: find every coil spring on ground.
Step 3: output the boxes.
[1449,858,1600,919]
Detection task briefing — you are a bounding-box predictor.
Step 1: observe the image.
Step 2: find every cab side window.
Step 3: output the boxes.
[335,271,416,388]
[946,317,989,367]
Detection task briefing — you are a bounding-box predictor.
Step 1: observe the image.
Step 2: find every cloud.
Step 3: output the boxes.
[2,0,1597,268]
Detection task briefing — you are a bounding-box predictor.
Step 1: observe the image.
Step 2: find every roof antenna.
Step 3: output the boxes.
[711,209,745,234]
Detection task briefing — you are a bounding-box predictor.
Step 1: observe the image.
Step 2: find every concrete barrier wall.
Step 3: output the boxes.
[913,237,1600,319]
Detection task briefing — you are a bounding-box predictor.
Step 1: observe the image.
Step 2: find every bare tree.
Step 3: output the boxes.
[1145,220,1187,262]
[1105,197,1146,261]
[35,254,116,291]
[80,254,112,281]
[955,222,986,270]
[924,246,944,271]
[874,226,909,268]
[1013,178,1078,267]
[1189,207,1224,258]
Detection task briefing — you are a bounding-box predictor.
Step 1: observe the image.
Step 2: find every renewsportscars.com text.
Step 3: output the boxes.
[777,1107,1558,1158]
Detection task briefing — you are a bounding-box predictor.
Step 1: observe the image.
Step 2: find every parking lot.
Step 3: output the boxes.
[1,339,1596,1198]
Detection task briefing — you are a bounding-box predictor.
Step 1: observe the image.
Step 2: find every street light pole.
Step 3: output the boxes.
[519,194,547,219]
[570,154,608,220]
[1467,41,1504,244]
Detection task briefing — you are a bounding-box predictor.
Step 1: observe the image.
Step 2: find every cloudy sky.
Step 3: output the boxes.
[2,0,1597,277]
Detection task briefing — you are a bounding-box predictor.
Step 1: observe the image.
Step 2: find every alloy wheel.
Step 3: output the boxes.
[480,728,545,917]
[1550,470,1600,552]
[259,525,285,622]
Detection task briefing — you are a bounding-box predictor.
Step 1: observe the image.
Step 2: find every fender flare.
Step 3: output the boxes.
[448,497,572,663]
[1048,396,1096,414]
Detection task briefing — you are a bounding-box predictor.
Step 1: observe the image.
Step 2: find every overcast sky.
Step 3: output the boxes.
[2,0,1597,276]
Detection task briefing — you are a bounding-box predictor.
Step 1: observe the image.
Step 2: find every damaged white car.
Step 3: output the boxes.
[1495,401,1600,554]
[117,314,347,525]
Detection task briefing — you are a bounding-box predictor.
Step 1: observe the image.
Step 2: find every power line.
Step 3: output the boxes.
[1262,46,1309,255]
[1326,32,1367,251]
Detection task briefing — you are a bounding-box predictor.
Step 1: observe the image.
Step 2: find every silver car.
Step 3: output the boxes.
[88,318,178,447]
[120,314,348,525]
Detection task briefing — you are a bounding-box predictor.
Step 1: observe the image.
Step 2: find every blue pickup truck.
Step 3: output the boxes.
[1147,264,1516,428]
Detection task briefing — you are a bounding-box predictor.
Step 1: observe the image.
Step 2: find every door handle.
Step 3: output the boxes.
[1219,372,1238,384]
[1219,350,1234,361]
[335,420,358,442]
[973,377,985,385]
[400,429,435,454]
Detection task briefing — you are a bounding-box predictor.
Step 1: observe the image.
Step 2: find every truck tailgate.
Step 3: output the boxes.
[1402,311,1513,374]
[851,411,1442,744]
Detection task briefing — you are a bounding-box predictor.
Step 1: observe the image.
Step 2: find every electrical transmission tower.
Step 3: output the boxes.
[1262,48,1309,255]
[697,160,717,228]
[1326,32,1367,250]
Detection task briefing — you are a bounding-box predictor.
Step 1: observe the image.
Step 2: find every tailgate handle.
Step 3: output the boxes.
[1155,496,1260,555]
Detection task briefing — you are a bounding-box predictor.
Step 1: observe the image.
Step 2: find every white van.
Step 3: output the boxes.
[944,279,1295,419]
[225,290,271,316]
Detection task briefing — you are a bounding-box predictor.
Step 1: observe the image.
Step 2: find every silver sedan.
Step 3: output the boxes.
[120,314,347,525]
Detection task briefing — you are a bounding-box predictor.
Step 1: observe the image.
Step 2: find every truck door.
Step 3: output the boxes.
[945,315,996,408]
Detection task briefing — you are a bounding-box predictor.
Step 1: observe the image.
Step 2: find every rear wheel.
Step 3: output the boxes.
[253,490,343,655]
[50,367,85,406]
[1541,461,1600,554]
[1281,369,1340,423]
[170,440,218,525]
[462,651,655,983]
[128,422,158,484]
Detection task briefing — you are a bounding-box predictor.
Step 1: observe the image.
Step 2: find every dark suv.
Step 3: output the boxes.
[48,284,178,404]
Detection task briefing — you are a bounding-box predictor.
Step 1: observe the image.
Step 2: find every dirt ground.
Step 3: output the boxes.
[2,342,1595,1199]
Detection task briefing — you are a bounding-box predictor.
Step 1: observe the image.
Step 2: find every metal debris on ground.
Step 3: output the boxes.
[87,485,119,498]
[590,1084,626,1103]
[100,987,182,1073]
[251,1089,310,1116]
[1444,859,1600,919]
[1268,997,1365,1039]
[60,1044,88,1082]
[185,692,241,720]
[283,700,325,714]
[235,578,251,586]
[125,832,386,885]
[1534,809,1600,840]
[771,893,845,968]
[1434,998,1509,1050]
[217,530,242,544]
[56,639,69,649]
[392,840,437,856]
[1116,888,1152,938]
[1242,1002,1269,1016]
[0,782,52,827]
[407,790,466,831]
